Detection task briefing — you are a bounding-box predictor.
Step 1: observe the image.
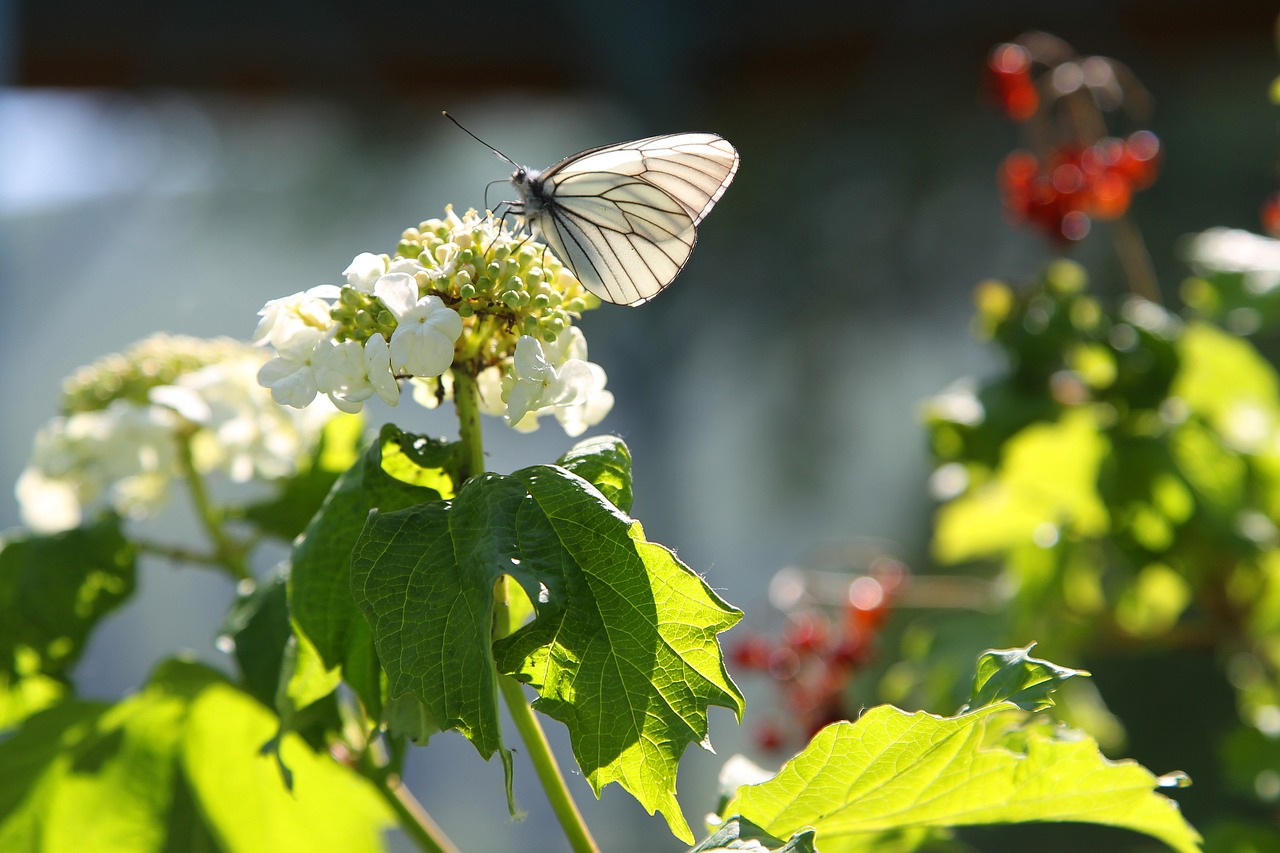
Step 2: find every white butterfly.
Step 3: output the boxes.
[446,114,739,306]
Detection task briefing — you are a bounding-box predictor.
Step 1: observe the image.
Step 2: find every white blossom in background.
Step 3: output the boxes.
[17,336,337,534]
[252,206,613,435]
[1185,228,1280,293]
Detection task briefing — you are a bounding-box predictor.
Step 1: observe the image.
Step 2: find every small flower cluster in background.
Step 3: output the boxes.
[730,555,904,752]
[987,33,1162,242]
[253,206,613,435]
[16,335,334,533]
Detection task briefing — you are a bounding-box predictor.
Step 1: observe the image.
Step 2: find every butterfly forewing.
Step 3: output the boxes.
[521,131,738,305]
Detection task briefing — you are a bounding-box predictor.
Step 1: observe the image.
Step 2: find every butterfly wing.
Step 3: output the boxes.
[535,133,738,306]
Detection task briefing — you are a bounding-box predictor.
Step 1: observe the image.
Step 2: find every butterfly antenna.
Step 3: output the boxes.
[442,111,518,167]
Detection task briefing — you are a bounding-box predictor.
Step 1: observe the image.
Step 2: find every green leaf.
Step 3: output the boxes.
[0,660,391,852]
[0,699,109,849]
[933,408,1109,564]
[179,665,392,852]
[351,465,744,842]
[289,424,448,671]
[0,514,136,684]
[964,645,1088,712]
[220,571,292,707]
[692,816,816,852]
[241,413,364,539]
[725,704,1201,853]
[557,435,634,512]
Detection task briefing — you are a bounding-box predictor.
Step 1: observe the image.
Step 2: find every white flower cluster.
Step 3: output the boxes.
[254,207,613,436]
[16,336,335,534]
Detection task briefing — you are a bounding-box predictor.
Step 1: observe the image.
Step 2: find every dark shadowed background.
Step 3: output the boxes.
[2,1,1277,850]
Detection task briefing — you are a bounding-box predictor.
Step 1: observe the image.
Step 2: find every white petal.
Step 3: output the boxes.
[375,273,421,317]
[344,253,387,292]
[364,335,400,406]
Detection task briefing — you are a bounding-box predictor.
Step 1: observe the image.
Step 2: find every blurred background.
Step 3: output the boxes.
[3,1,1278,850]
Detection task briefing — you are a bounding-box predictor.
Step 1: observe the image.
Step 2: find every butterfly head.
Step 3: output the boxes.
[511,167,548,214]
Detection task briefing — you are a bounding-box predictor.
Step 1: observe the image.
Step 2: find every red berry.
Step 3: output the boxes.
[987,44,1039,121]
[831,635,870,670]
[731,634,773,671]
[1116,131,1161,190]
[783,611,831,656]
[755,721,783,752]
[767,646,802,681]
[1088,169,1131,220]
[1262,192,1280,238]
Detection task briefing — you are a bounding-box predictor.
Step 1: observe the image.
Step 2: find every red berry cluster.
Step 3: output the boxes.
[986,43,1039,121]
[999,131,1161,242]
[730,561,904,752]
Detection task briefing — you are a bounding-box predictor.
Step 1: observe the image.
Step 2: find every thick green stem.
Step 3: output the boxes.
[175,428,251,582]
[452,367,487,481]
[454,360,598,851]
[494,577,600,853]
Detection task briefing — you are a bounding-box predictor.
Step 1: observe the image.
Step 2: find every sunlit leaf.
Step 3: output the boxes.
[692,816,816,852]
[964,645,1087,712]
[934,408,1109,563]
[726,704,1200,853]
[351,465,744,842]
[557,435,634,512]
[0,660,391,851]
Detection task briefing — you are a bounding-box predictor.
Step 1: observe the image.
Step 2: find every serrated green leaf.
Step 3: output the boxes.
[241,413,364,539]
[0,514,136,684]
[964,645,1088,712]
[557,435,634,512]
[351,465,744,842]
[726,704,1201,853]
[692,816,816,852]
[289,424,447,672]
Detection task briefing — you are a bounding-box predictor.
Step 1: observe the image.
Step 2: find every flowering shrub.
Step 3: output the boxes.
[0,38,1222,853]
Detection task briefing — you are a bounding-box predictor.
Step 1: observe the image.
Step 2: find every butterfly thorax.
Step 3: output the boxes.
[511,167,549,216]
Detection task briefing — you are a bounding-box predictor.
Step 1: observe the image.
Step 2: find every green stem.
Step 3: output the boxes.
[371,771,462,853]
[493,577,600,853]
[134,540,224,567]
[355,743,460,853]
[453,356,598,850]
[452,367,487,481]
[499,675,600,853]
[175,428,251,582]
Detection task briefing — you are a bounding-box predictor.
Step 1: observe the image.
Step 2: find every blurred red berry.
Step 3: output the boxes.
[1262,192,1280,238]
[830,634,870,669]
[731,634,773,671]
[987,43,1039,121]
[767,646,802,681]
[783,611,831,656]
[1115,131,1161,190]
[755,721,783,752]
